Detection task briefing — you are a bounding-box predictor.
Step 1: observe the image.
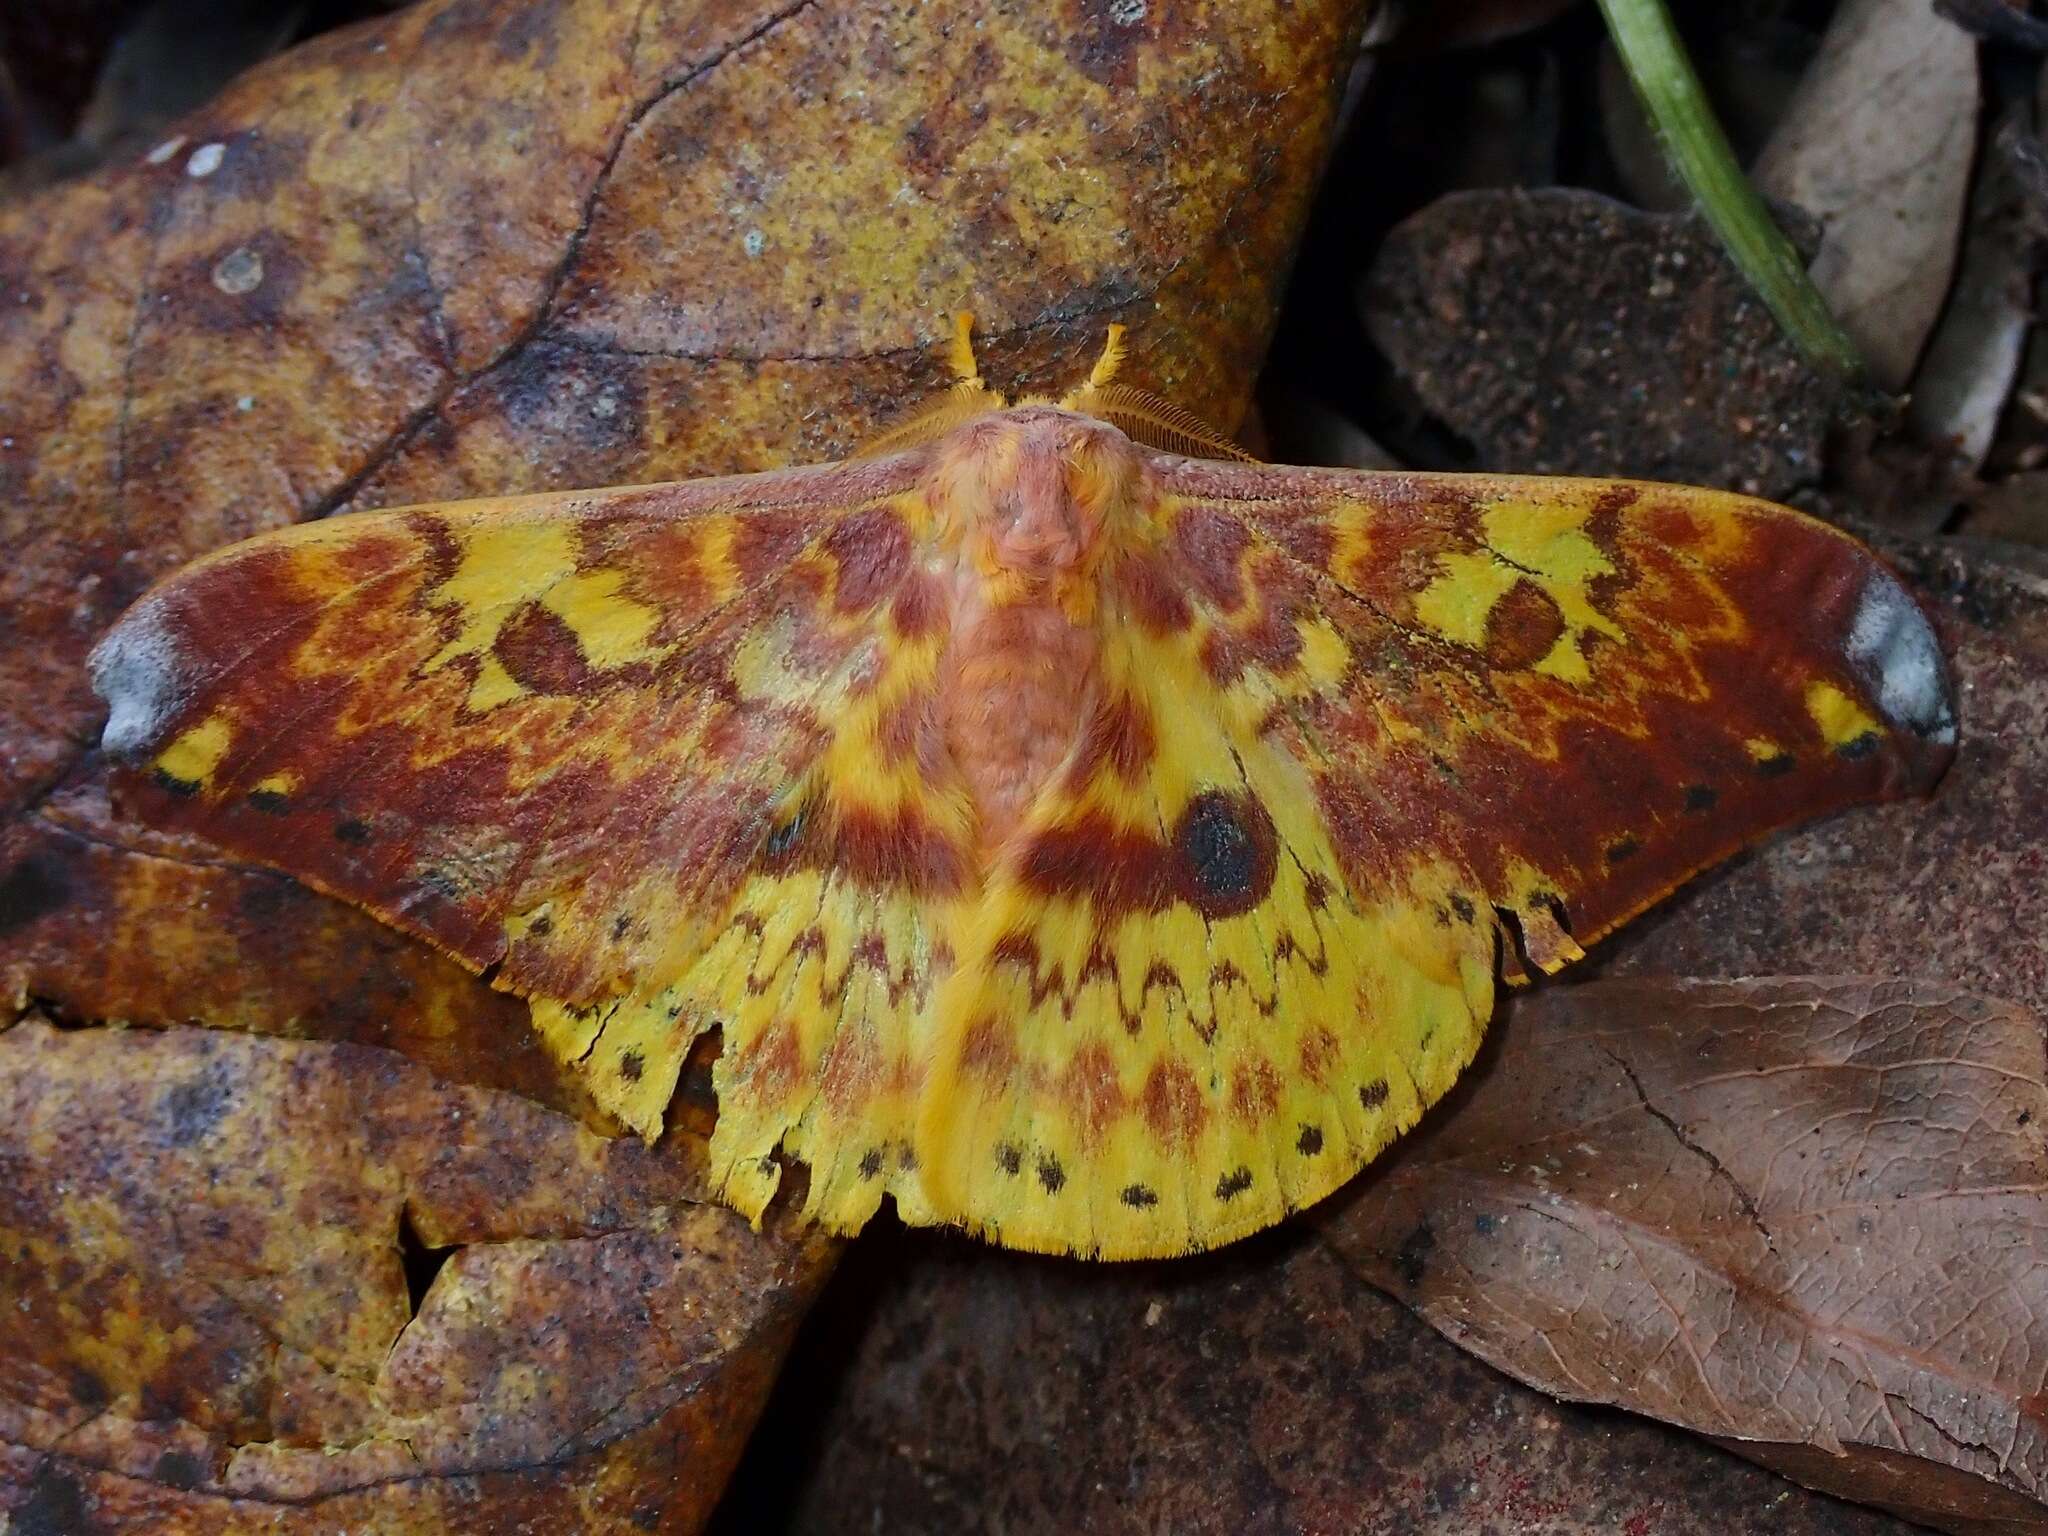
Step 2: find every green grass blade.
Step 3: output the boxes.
[1597,0,1868,382]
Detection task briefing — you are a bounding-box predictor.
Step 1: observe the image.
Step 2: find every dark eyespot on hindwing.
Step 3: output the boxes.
[1174,790,1276,919]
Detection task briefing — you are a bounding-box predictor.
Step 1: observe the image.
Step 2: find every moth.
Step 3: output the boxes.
[89,316,1956,1259]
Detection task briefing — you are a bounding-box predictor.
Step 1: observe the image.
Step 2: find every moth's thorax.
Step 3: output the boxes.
[926,408,1146,851]
[926,407,1142,583]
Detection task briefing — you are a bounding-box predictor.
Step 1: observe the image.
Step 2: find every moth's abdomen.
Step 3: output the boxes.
[940,596,1100,851]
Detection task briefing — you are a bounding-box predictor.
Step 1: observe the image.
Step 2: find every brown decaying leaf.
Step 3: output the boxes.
[0,0,1371,1526]
[720,539,2045,1535]
[1327,975,2048,1536]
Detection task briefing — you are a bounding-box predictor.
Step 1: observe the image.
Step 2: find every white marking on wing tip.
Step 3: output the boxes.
[1845,573,1956,747]
[87,601,189,759]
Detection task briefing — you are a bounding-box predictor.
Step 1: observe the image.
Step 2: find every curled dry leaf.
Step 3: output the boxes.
[1752,0,1978,392]
[1326,975,2048,1536]
[0,0,1372,1526]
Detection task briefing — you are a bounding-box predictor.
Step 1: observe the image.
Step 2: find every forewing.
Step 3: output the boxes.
[87,458,970,1212]
[1156,463,1955,967]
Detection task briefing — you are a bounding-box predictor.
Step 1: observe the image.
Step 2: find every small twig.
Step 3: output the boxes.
[1596,0,1868,382]
[1934,0,2048,49]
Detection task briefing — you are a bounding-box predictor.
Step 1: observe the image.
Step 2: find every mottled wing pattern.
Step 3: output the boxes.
[91,439,1957,1261]
[1177,465,1955,962]
[88,461,976,1225]
[909,465,1954,1256]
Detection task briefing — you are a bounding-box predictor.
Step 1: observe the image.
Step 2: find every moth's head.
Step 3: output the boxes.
[857,313,1255,468]
[873,315,1258,600]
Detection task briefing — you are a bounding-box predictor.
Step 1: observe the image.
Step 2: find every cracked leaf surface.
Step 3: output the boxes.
[1327,976,2048,1534]
[0,1017,828,1529]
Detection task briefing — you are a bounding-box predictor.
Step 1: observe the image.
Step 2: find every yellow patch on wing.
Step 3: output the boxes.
[1805,680,1881,750]
[1410,493,1625,686]
[153,715,234,789]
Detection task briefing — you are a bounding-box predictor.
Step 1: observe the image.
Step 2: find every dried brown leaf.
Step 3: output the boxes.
[1753,0,1978,392]
[1326,975,2048,1536]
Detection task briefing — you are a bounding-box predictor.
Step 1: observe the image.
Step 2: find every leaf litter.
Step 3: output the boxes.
[9,0,2048,1531]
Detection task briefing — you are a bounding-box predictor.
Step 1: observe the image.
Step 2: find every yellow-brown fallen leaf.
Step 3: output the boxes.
[1327,976,2048,1536]
[0,0,1372,1526]
[4,778,600,1121]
